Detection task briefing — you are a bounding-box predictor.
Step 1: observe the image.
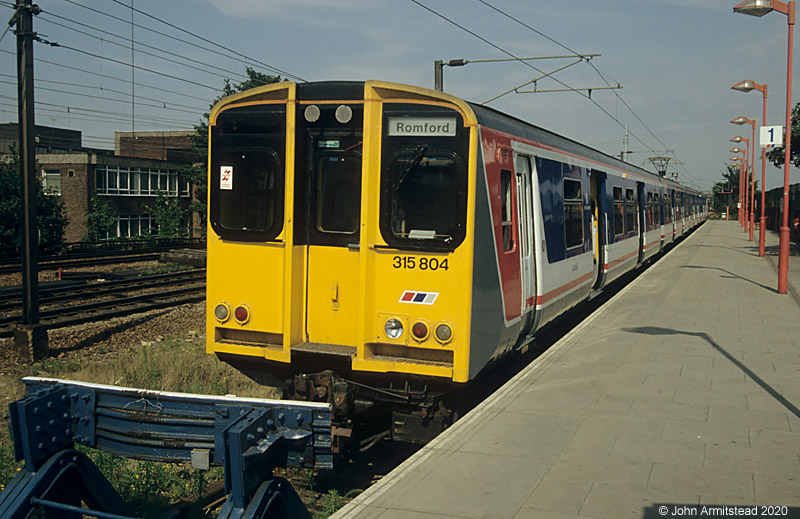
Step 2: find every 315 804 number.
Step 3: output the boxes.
[392,256,449,271]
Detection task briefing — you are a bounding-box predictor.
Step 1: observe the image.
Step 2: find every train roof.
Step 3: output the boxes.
[466,101,694,193]
[237,80,702,197]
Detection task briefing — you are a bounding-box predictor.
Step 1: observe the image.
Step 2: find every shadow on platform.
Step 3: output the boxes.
[623,326,800,421]
[678,265,776,293]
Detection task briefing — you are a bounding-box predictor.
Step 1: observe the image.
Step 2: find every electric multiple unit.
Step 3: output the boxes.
[206,80,705,441]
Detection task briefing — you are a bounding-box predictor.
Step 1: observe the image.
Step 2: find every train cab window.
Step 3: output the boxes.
[386,151,461,244]
[613,187,624,238]
[316,155,361,233]
[210,104,286,242]
[501,170,514,251]
[625,188,635,235]
[564,178,583,249]
[380,103,468,252]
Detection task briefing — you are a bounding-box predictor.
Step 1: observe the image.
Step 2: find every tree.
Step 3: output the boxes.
[146,191,186,238]
[712,165,740,214]
[0,145,68,253]
[84,196,116,241]
[185,68,282,236]
[766,101,800,168]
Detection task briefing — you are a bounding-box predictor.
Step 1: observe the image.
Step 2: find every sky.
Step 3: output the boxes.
[1,0,799,193]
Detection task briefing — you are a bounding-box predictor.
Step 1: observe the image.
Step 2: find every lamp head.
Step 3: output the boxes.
[731,80,755,92]
[730,136,745,142]
[733,0,773,17]
[731,116,749,125]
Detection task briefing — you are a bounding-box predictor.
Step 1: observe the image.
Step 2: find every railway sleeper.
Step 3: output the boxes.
[0,377,332,519]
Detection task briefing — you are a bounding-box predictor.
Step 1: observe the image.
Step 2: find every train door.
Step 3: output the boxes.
[637,182,646,263]
[590,170,607,290]
[670,189,676,239]
[514,153,536,332]
[299,103,364,346]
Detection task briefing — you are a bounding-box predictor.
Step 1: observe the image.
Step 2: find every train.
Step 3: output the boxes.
[205,80,706,446]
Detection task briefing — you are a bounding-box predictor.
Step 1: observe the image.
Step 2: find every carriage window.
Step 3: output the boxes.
[210,104,286,241]
[564,178,583,249]
[613,187,624,238]
[317,155,361,233]
[501,170,514,251]
[625,188,635,235]
[651,193,660,228]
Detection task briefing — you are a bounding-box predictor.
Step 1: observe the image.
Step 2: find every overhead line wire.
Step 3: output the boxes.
[475,0,696,183]
[0,94,196,126]
[0,73,207,111]
[409,0,661,159]
[106,0,304,81]
[0,48,213,105]
[38,10,251,84]
[0,78,205,115]
[55,43,219,91]
[59,0,303,82]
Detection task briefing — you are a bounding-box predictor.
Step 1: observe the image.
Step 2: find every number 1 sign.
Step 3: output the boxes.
[760,125,784,149]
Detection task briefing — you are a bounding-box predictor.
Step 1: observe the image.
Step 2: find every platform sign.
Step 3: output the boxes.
[760,125,783,149]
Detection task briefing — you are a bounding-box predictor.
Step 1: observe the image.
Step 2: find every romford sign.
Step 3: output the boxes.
[387,117,457,137]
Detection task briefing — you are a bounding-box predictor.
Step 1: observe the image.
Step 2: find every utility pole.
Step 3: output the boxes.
[619,125,631,162]
[14,0,47,361]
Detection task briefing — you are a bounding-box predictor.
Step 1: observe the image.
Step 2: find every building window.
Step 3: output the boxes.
[108,214,156,239]
[41,169,61,195]
[96,165,183,196]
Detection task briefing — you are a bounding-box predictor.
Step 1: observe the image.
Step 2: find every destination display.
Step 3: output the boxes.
[387,116,457,137]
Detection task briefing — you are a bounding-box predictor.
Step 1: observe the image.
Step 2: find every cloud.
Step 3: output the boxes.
[203,0,370,19]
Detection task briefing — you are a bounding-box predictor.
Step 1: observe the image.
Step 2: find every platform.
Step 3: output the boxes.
[333,220,800,519]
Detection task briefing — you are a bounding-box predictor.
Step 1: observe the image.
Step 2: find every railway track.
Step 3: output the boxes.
[0,269,206,338]
[0,251,165,275]
[0,240,206,275]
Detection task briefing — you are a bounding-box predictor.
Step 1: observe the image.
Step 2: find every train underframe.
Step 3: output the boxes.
[217,351,459,452]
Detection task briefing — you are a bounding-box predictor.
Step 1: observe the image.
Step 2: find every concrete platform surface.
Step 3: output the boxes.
[332,221,800,519]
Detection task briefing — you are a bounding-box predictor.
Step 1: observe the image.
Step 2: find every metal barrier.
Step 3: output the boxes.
[0,377,332,519]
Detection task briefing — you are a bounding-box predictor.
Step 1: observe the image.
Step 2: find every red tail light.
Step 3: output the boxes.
[234,305,250,324]
[411,321,429,341]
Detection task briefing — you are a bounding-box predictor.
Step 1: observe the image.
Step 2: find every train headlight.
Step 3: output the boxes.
[434,323,453,344]
[234,304,251,325]
[411,321,429,341]
[384,318,404,339]
[335,104,353,124]
[304,105,320,123]
[214,302,230,323]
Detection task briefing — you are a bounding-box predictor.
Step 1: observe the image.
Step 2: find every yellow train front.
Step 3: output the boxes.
[207,80,480,443]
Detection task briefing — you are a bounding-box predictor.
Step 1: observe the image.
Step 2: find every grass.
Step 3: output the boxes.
[316,489,363,519]
[0,333,276,517]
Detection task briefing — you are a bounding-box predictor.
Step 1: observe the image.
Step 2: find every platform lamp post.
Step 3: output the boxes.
[732,116,757,241]
[732,81,769,255]
[730,136,750,227]
[730,149,746,224]
[734,0,794,294]
[730,156,747,223]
